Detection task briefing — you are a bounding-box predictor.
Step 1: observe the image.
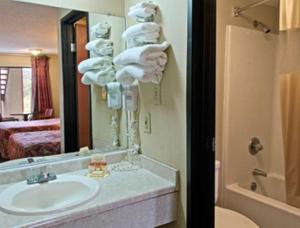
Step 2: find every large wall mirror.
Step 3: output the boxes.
[0,0,128,170]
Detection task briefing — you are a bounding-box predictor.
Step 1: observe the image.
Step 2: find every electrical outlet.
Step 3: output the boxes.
[144,113,151,134]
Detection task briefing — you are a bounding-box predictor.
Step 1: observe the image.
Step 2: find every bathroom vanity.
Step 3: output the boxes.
[0,151,178,228]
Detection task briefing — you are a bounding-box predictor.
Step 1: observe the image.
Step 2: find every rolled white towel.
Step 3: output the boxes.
[134,32,160,43]
[86,38,114,56]
[129,2,158,12]
[91,22,111,38]
[122,22,160,40]
[113,41,170,66]
[90,47,114,57]
[81,66,116,86]
[128,7,156,19]
[86,38,113,50]
[116,65,164,85]
[78,56,113,74]
[126,33,161,48]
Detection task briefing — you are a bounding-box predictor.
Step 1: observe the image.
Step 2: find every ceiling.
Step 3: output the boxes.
[0,0,58,55]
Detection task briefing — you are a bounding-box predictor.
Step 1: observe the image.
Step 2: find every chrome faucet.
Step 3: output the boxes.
[252,168,267,177]
[27,169,57,185]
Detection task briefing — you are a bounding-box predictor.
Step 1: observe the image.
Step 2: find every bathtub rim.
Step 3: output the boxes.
[226,183,300,217]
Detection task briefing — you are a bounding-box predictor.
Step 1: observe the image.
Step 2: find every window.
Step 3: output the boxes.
[22,68,32,113]
[0,68,8,101]
[0,67,32,116]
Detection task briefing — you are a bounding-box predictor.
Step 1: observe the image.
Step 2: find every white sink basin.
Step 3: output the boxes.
[0,174,100,215]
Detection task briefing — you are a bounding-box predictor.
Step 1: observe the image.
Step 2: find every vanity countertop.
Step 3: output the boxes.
[0,159,178,228]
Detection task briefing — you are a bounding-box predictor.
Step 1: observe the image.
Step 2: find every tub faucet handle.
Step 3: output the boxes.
[252,168,267,177]
[249,137,263,155]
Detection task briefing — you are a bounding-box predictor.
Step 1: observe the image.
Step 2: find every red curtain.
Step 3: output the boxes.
[31,56,53,114]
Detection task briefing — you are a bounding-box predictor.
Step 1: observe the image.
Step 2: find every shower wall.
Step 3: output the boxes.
[222,26,284,202]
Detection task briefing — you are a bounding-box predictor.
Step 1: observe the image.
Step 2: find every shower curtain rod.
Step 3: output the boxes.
[233,0,272,17]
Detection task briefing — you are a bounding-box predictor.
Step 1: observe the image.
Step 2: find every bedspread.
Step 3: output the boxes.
[7,130,61,160]
[0,118,60,159]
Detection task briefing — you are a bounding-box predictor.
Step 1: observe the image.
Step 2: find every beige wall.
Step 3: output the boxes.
[0,54,31,67]
[124,1,187,227]
[216,0,279,161]
[15,0,125,16]
[0,54,60,117]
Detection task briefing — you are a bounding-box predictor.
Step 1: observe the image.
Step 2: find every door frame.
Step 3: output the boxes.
[187,0,216,227]
[61,10,92,152]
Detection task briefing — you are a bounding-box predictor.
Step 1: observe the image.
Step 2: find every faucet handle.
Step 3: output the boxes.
[249,137,263,155]
[45,165,57,180]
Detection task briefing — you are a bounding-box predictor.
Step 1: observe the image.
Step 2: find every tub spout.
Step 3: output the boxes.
[252,168,267,177]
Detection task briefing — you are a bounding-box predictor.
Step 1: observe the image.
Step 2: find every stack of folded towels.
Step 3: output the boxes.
[114,41,170,85]
[78,56,115,86]
[128,2,158,21]
[114,2,169,86]
[78,21,116,87]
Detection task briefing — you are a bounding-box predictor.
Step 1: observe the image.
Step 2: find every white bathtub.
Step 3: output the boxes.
[225,174,300,228]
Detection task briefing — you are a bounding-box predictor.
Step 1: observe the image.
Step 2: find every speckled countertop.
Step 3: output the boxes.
[0,159,177,228]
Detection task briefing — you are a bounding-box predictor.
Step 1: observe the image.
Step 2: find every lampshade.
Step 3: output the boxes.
[30,49,42,56]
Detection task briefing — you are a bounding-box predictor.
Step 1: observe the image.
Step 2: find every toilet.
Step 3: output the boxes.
[215,160,259,228]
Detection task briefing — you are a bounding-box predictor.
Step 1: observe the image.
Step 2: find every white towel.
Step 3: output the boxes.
[85,38,113,50]
[90,47,114,57]
[128,7,156,19]
[129,2,158,12]
[78,56,113,74]
[81,66,116,86]
[106,82,122,109]
[113,41,170,66]
[86,38,114,56]
[122,22,160,40]
[116,65,164,85]
[134,32,160,43]
[91,22,111,38]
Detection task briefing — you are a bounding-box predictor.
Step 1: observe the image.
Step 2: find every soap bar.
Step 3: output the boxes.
[79,146,89,156]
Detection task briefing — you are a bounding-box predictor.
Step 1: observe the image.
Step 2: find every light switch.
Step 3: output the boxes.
[144,113,151,134]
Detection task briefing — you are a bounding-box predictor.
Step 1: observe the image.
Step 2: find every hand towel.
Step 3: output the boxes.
[78,56,113,74]
[122,22,160,40]
[116,65,164,85]
[106,82,122,110]
[91,22,111,39]
[81,66,116,86]
[113,41,170,66]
